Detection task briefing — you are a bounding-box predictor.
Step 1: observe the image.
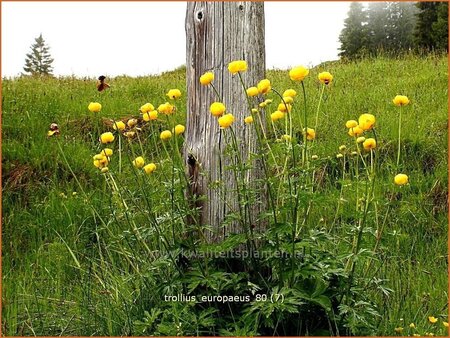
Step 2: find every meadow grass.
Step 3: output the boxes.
[1,54,448,336]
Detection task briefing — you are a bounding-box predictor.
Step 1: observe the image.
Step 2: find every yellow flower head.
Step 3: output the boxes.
[140,103,154,113]
[244,116,254,124]
[174,124,185,135]
[281,134,292,142]
[311,155,319,160]
[346,120,358,129]
[318,71,333,85]
[246,86,259,97]
[166,89,182,100]
[251,108,258,114]
[394,174,409,186]
[348,126,364,137]
[210,102,226,117]
[394,327,404,334]
[100,132,115,144]
[278,102,292,113]
[443,321,449,328]
[124,131,136,139]
[359,113,376,131]
[339,145,346,152]
[283,96,294,104]
[363,138,376,150]
[157,102,175,115]
[127,118,138,128]
[228,60,247,74]
[393,95,410,106]
[102,148,113,157]
[93,153,106,161]
[257,79,271,94]
[144,163,157,174]
[283,89,297,98]
[160,130,172,141]
[356,136,366,143]
[143,110,158,122]
[218,113,235,129]
[200,71,214,85]
[409,323,416,329]
[336,153,344,159]
[271,111,285,122]
[289,66,309,81]
[113,121,126,131]
[100,167,109,173]
[133,156,145,169]
[304,127,316,140]
[88,102,102,113]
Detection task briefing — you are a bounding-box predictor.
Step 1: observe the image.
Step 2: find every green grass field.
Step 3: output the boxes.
[2,53,448,336]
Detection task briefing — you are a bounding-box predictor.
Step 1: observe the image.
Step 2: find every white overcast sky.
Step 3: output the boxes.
[2,1,353,78]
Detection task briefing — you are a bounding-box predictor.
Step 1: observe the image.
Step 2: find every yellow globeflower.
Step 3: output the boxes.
[346,120,358,129]
[93,160,102,168]
[210,102,226,117]
[160,130,172,141]
[409,323,416,329]
[200,71,214,85]
[281,134,292,142]
[133,156,145,169]
[257,79,271,94]
[278,102,292,113]
[394,174,409,186]
[218,113,235,129]
[359,113,376,131]
[102,148,113,157]
[356,136,366,144]
[144,163,157,174]
[443,321,449,328]
[251,108,258,114]
[143,110,158,122]
[166,89,182,100]
[228,60,247,74]
[244,116,253,124]
[348,126,364,137]
[174,124,185,135]
[289,66,309,81]
[93,153,106,161]
[393,95,410,106]
[394,327,403,334]
[318,71,333,85]
[127,118,138,128]
[283,89,297,98]
[246,86,259,97]
[336,153,344,159]
[113,120,126,131]
[140,103,154,113]
[100,132,115,144]
[157,102,175,115]
[311,155,319,160]
[100,167,109,173]
[304,127,316,140]
[428,317,438,324]
[363,138,376,150]
[88,102,102,113]
[339,145,346,152]
[271,111,285,122]
[283,96,294,104]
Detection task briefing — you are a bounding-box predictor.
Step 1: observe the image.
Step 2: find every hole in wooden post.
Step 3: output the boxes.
[196,11,203,21]
[239,4,244,10]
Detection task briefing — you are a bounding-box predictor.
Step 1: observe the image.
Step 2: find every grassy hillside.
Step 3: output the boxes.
[2,54,448,336]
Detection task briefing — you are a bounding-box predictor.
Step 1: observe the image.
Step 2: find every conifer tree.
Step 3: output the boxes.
[23,34,54,76]
[339,2,369,58]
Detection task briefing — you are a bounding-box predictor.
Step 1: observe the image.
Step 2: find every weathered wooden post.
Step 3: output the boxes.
[185,2,265,242]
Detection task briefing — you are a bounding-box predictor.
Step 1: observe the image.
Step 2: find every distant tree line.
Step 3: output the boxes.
[339,1,448,59]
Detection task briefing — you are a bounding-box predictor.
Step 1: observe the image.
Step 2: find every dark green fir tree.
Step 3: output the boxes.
[23,34,54,76]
